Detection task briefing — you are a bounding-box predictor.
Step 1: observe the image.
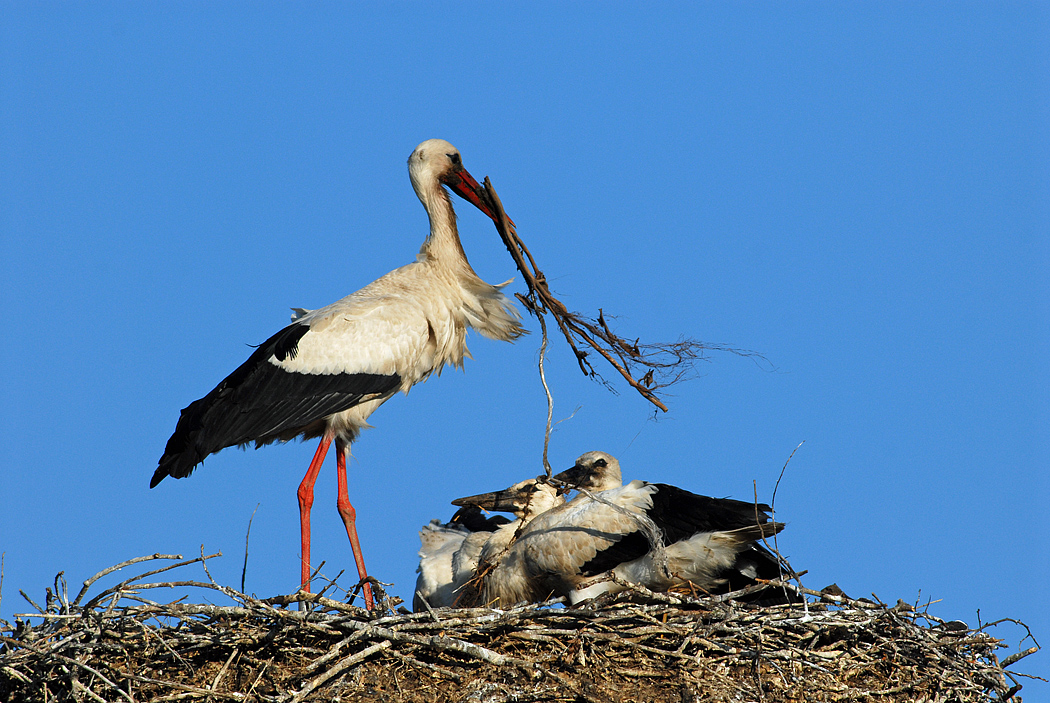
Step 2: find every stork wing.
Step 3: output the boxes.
[519,482,778,580]
[647,484,775,543]
[515,490,654,581]
[152,304,430,486]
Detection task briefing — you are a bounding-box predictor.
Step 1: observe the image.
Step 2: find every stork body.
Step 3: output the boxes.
[461,452,792,607]
[153,140,523,609]
[550,452,795,604]
[446,478,563,608]
[414,506,510,612]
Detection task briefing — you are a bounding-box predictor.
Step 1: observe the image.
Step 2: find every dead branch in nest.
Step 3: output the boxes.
[1,554,1040,703]
[481,178,763,413]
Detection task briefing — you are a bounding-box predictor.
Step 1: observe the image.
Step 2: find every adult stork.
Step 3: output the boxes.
[152,139,524,609]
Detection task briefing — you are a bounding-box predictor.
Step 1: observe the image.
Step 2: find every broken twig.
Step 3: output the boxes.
[481,178,763,412]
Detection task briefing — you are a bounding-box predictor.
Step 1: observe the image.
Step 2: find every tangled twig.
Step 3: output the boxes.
[481,178,763,413]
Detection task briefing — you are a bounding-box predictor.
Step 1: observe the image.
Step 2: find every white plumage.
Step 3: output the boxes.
[434,478,564,609]
[413,505,510,612]
[154,140,524,609]
[414,521,470,611]
[456,452,794,607]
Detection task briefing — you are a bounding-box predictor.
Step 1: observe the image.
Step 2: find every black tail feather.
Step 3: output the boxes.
[152,322,401,487]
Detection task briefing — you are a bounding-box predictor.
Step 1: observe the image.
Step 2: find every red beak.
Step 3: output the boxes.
[443,167,514,228]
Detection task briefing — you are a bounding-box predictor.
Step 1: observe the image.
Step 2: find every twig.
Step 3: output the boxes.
[122,672,246,700]
[72,553,184,607]
[54,572,69,614]
[535,309,555,477]
[199,545,243,605]
[82,554,222,610]
[18,590,44,614]
[208,647,239,695]
[483,177,761,413]
[70,676,109,703]
[385,648,463,682]
[1001,647,1038,668]
[0,635,134,703]
[414,592,442,624]
[296,560,327,607]
[290,641,392,703]
[244,659,271,700]
[766,442,808,614]
[978,617,1042,651]
[241,504,259,594]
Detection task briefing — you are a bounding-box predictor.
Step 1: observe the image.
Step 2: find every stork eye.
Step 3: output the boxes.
[594,458,607,467]
[448,152,461,166]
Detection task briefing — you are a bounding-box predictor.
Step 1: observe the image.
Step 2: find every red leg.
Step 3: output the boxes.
[335,439,374,609]
[297,434,332,592]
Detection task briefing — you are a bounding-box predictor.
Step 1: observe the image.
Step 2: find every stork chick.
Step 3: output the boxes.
[464,452,795,606]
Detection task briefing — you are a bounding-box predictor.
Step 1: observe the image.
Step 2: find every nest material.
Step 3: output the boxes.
[0,555,1036,703]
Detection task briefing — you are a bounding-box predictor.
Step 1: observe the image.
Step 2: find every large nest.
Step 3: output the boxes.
[0,554,1039,703]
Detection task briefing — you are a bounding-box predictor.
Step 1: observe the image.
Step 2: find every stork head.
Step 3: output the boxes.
[451,478,561,520]
[552,451,623,492]
[408,139,499,223]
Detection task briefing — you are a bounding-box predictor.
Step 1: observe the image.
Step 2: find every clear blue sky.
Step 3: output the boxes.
[3,3,1047,690]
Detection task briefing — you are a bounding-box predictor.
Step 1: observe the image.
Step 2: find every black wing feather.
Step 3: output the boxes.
[647,484,773,543]
[152,322,401,487]
[577,531,650,577]
[726,543,804,605]
[449,505,512,533]
[577,484,776,578]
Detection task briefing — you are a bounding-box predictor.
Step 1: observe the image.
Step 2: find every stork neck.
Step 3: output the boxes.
[421,187,472,268]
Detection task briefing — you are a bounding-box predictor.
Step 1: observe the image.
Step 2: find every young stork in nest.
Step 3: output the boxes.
[413,505,511,612]
[458,452,795,607]
[443,478,564,608]
[551,451,798,604]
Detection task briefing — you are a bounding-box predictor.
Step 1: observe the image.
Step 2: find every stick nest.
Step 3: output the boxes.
[0,554,1038,703]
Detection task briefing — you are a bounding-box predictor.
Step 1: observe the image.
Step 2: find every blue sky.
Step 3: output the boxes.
[3,2,1047,691]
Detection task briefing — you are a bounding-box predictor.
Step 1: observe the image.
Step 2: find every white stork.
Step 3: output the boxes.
[414,481,561,611]
[446,478,564,608]
[549,451,797,604]
[459,452,794,607]
[413,505,510,612]
[152,139,524,609]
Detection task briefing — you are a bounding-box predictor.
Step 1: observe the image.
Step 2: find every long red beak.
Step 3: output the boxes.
[443,167,514,227]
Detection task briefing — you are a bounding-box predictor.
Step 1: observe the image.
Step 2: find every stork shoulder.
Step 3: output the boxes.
[603,481,659,513]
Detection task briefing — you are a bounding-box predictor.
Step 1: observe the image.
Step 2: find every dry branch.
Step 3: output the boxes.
[1,555,1039,702]
[481,178,763,413]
